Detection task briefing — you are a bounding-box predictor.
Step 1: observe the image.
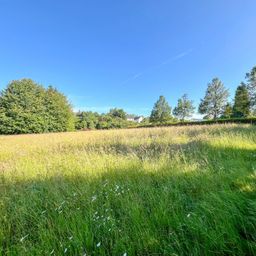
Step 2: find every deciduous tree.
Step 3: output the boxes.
[0,79,74,134]
[108,108,126,119]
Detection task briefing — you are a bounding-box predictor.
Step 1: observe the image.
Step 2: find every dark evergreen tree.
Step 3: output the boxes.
[246,66,256,115]
[233,83,250,118]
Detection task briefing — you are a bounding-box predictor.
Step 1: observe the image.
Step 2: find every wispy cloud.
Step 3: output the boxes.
[121,48,193,85]
[120,72,143,85]
[160,48,193,65]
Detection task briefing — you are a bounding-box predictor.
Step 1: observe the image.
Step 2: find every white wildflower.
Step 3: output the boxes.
[96,242,101,247]
[187,213,191,218]
[20,234,29,242]
[123,253,127,256]
[64,248,68,253]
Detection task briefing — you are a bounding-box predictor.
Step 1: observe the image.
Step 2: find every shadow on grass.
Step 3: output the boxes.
[1,140,256,256]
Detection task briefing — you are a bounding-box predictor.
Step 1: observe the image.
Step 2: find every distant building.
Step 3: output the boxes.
[126,115,144,123]
[134,116,144,123]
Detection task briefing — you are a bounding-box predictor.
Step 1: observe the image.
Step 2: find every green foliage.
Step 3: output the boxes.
[221,103,233,118]
[108,108,126,119]
[150,96,172,123]
[0,79,74,134]
[199,78,229,119]
[97,114,132,129]
[75,111,132,130]
[233,83,250,118]
[44,86,75,132]
[75,111,99,130]
[246,66,256,114]
[138,117,256,128]
[173,94,195,121]
[140,117,150,125]
[2,66,256,134]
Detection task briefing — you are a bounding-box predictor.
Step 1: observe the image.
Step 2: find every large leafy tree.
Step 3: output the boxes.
[150,96,172,123]
[173,94,195,121]
[232,83,250,118]
[246,66,256,114]
[198,78,229,119]
[44,86,75,132]
[0,79,46,134]
[0,79,74,134]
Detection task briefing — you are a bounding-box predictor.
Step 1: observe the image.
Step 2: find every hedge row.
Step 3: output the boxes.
[135,118,256,128]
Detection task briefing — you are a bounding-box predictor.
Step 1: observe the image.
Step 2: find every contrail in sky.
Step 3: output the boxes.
[121,48,193,86]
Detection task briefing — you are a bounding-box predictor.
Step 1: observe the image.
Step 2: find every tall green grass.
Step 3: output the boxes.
[0,124,255,255]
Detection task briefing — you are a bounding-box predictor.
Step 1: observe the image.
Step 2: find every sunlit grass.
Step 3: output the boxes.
[0,124,256,255]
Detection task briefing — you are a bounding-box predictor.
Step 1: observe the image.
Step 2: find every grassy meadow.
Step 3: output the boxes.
[0,124,256,255]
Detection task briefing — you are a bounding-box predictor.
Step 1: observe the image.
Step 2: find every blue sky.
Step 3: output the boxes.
[0,0,256,116]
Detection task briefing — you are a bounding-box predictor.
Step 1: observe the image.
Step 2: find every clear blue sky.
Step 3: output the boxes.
[0,0,256,116]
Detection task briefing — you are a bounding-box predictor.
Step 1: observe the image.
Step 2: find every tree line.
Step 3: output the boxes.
[75,108,135,130]
[0,66,255,134]
[149,66,256,123]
